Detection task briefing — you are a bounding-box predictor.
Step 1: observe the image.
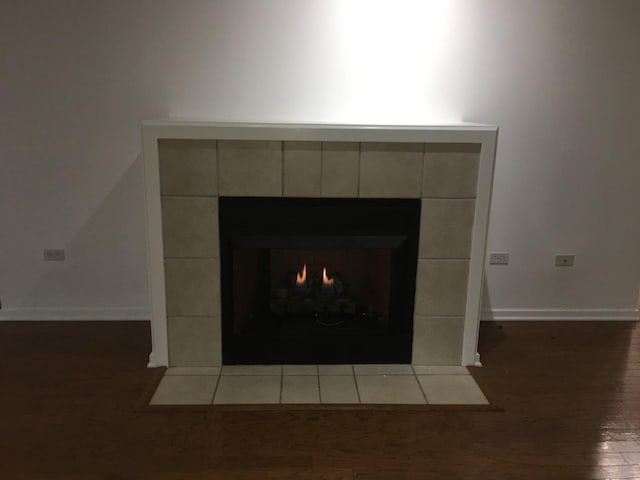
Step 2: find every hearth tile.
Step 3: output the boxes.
[281,375,320,404]
[165,367,221,376]
[417,374,488,405]
[422,144,480,198]
[283,365,318,375]
[218,140,283,196]
[161,196,218,258]
[321,142,359,197]
[353,364,414,375]
[356,375,426,404]
[412,316,464,365]
[158,139,218,196]
[319,375,359,403]
[150,374,217,405]
[164,258,220,317]
[167,316,221,366]
[414,260,469,316]
[221,365,282,375]
[213,375,281,404]
[318,365,353,375]
[283,141,321,197]
[419,199,475,259]
[412,365,468,375]
[359,143,423,198]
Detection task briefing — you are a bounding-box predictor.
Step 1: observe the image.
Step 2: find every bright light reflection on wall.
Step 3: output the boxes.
[331,0,464,124]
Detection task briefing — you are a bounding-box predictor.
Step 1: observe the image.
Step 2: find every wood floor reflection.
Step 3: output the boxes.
[0,320,638,479]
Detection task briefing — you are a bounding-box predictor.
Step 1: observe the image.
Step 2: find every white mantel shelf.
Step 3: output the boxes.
[142,119,497,143]
[142,120,498,368]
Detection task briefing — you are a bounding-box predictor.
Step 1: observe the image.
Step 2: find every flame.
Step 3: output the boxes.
[295,264,307,289]
[322,267,334,291]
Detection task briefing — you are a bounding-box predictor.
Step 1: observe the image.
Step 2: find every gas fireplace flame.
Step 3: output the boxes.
[295,264,307,291]
[322,267,334,293]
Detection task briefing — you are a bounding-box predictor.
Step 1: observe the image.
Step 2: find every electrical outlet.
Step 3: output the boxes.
[555,254,575,267]
[43,249,65,261]
[489,252,509,265]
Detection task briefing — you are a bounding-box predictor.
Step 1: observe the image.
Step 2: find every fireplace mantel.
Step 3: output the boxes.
[142,120,498,367]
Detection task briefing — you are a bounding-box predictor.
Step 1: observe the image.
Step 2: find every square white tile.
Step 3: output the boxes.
[281,375,320,404]
[319,375,359,403]
[353,364,414,375]
[356,375,426,404]
[221,365,282,375]
[150,375,217,405]
[417,374,488,404]
[283,365,318,375]
[318,365,353,375]
[213,375,281,404]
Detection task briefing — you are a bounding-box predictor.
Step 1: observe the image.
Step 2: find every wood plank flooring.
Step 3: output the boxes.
[0,320,638,479]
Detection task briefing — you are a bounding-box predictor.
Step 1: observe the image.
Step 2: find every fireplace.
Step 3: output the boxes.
[141,121,498,368]
[219,197,420,364]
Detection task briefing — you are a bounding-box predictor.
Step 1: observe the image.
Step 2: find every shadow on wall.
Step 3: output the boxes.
[478,272,506,358]
[481,271,493,320]
[18,155,149,318]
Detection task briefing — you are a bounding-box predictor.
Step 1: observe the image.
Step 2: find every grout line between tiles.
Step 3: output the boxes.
[210,372,222,405]
[165,372,221,376]
[356,142,361,197]
[160,194,218,199]
[316,367,322,403]
[160,194,218,198]
[352,365,361,404]
[422,196,477,200]
[215,140,220,196]
[279,366,283,404]
[281,141,284,197]
[420,143,426,197]
[319,143,324,197]
[164,256,219,260]
[414,371,430,404]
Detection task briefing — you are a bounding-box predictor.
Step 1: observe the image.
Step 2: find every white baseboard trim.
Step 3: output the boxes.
[482,308,639,321]
[0,307,150,321]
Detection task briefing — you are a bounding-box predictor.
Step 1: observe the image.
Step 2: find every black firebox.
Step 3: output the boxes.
[219,197,420,364]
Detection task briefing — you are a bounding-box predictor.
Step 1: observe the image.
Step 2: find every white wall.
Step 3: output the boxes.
[1,0,638,320]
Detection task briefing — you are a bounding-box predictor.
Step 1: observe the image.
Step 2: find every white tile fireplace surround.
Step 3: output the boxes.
[142,121,497,369]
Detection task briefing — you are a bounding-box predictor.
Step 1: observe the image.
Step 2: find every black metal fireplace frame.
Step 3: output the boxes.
[219,197,420,364]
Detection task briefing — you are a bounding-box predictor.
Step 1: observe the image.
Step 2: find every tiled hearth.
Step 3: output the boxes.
[143,122,498,371]
[150,365,488,406]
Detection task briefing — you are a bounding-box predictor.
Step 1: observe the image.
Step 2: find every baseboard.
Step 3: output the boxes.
[482,308,639,321]
[0,307,150,321]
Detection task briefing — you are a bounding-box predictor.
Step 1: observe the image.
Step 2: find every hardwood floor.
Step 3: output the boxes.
[1,320,638,479]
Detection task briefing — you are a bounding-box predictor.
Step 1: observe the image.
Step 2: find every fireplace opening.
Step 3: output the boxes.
[219,197,420,364]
